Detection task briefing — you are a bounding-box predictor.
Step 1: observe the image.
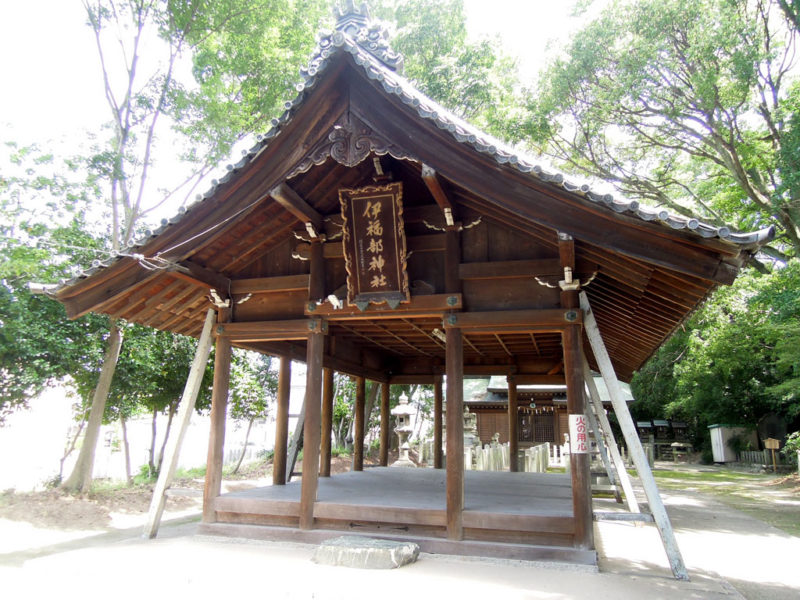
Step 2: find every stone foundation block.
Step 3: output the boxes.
[312,535,420,569]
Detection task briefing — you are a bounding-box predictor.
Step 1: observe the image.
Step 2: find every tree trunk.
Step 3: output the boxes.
[232,417,255,474]
[157,401,177,474]
[363,381,379,449]
[59,419,86,483]
[148,405,158,476]
[120,415,132,486]
[61,321,123,493]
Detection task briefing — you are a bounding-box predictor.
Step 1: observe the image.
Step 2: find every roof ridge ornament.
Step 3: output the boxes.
[332,1,404,73]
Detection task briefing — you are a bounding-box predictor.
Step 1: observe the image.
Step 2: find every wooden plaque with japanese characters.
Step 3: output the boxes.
[339,182,410,307]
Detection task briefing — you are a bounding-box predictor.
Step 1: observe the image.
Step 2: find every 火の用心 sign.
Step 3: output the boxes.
[340,182,409,308]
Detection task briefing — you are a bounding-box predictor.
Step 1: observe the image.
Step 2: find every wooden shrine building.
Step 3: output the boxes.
[50,4,772,566]
[465,375,634,447]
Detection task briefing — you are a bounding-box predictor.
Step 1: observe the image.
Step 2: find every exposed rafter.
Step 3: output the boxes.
[270,182,323,237]
[421,164,456,226]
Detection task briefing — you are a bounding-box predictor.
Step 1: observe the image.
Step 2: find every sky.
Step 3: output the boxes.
[0,1,591,224]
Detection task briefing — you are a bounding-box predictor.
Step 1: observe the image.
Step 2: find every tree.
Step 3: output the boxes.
[631,262,800,446]
[371,0,523,140]
[63,0,328,492]
[527,0,800,262]
[0,142,109,423]
[229,350,277,473]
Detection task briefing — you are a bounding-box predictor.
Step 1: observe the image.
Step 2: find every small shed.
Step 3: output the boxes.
[708,425,758,463]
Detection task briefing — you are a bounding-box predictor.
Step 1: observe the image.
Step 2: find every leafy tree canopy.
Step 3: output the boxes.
[631,261,800,442]
[527,0,800,263]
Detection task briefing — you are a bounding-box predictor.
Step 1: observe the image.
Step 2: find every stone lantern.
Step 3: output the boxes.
[390,392,416,467]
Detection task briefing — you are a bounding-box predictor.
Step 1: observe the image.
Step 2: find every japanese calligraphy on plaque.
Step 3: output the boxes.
[339,182,409,308]
[569,414,589,454]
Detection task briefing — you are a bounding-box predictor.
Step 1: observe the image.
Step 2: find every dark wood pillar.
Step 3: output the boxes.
[379,382,390,466]
[320,367,334,477]
[446,326,464,540]
[507,375,519,472]
[299,330,324,530]
[445,226,462,294]
[272,356,291,485]
[353,376,365,471]
[434,376,443,469]
[561,284,593,550]
[309,239,325,301]
[203,308,231,523]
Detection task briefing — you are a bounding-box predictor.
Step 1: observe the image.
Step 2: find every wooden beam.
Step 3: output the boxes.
[230,274,310,295]
[583,356,639,513]
[511,374,565,385]
[294,233,445,260]
[445,226,462,294]
[320,367,334,477]
[446,327,464,541]
[434,377,443,469]
[273,357,291,486]
[379,382,390,466]
[270,182,323,234]
[203,307,231,523]
[445,308,581,330]
[144,308,215,538]
[306,293,462,319]
[581,291,689,580]
[171,260,231,295]
[459,258,560,280]
[309,238,325,302]
[562,278,593,552]
[507,375,518,472]
[421,164,455,219]
[558,232,575,271]
[563,323,593,551]
[216,319,319,342]
[353,376,366,472]
[60,266,160,319]
[299,330,324,530]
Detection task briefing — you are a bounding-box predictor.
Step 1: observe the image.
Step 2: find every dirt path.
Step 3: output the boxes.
[1,461,798,598]
[595,463,800,600]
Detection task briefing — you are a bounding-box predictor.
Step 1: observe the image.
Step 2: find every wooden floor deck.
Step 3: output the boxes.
[201,467,596,566]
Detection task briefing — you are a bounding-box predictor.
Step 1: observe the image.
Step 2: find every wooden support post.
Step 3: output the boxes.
[143,309,215,538]
[203,308,231,523]
[446,326,464,540]
[273,357,291,485]
[320,367,334,477]
[379,382,390,466]
[507,375,519,472]
[434,377,443,469]
[580,291,689,581]
[299,331,324,530]
[583,397,621,503]
[582,357,639,514]
[563,324,594,550]
[309,239,325,302]
[354,376,365,471]
[285,397,305,482]
[445,226,462,294]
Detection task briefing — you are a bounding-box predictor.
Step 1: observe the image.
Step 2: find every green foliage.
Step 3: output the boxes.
[229,349,277,422]
[371,0,523,141]
[783,431,800,463]
[632,261,800,444]
[528,0,800,258]
[0,143,109,422]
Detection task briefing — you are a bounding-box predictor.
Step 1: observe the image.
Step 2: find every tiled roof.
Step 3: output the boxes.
[53,6,773,291]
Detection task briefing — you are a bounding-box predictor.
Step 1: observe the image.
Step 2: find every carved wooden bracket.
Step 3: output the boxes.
[287,112,416,179]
